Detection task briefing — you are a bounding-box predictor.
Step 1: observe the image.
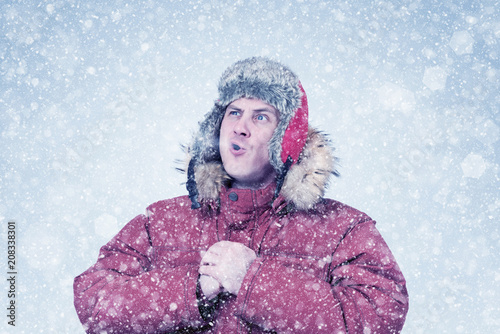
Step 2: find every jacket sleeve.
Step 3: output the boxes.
[235,218,409,334]
[73,213,207,333]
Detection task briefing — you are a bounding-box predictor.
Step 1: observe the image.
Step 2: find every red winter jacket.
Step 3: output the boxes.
[74,128,408,333]
[74,183,408,333]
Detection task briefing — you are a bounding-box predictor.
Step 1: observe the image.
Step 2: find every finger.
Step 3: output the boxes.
[199,265,221,280]
[199,275,221,299]
[199,274,220,289]
[200,251,220,265]
[206,247,220,255]
[206,240,232,253]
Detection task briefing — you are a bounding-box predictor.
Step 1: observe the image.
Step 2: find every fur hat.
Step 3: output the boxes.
[186,57,337,210]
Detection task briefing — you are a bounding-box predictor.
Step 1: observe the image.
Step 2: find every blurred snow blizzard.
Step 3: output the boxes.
[0,0,498,333]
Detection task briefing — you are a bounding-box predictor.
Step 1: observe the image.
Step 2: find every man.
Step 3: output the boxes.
[74,57,409,333]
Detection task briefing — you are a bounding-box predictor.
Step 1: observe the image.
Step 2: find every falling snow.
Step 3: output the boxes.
[0,0,498,333]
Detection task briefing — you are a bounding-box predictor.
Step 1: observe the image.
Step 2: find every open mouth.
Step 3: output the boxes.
[232,143,241,151]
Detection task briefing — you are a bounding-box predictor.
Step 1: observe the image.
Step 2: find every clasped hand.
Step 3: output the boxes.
[199,241,256,299]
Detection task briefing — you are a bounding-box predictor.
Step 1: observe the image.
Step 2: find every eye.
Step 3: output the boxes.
[256,114,267,121]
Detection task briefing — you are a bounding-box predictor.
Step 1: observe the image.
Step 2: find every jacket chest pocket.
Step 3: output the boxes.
[152,246,201,270]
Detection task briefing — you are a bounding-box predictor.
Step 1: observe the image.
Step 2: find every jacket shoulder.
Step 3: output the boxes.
[306,198,374,227]
[146,195,192,215]
[321,198,371,216]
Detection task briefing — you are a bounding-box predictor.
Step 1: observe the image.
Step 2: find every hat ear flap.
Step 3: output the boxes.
[280,83,309,165]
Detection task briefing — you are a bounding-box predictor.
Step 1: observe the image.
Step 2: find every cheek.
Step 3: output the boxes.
[264,124,277,139]
[219,122,230,146]
[257,140,272,164]
[261,129,275,149]
[219,120,228,137]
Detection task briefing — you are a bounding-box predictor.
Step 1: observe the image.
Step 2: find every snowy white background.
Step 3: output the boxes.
[1,0,498,333]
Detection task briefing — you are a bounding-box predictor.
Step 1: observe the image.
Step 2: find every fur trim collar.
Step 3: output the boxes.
[184,127,337,211]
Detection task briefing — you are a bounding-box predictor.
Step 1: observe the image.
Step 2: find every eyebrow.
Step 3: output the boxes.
[254,108,276,113]
[227,105,279,116]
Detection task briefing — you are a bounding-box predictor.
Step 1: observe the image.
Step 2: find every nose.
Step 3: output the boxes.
[233,117,250,137]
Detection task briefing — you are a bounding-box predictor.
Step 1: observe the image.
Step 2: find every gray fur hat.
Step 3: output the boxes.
[187,57,311,208]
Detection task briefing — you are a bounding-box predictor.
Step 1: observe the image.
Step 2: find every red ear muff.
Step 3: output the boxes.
[280,82,308,165]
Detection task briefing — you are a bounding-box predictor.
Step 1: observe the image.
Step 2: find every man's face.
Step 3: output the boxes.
[219,98,279,189]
